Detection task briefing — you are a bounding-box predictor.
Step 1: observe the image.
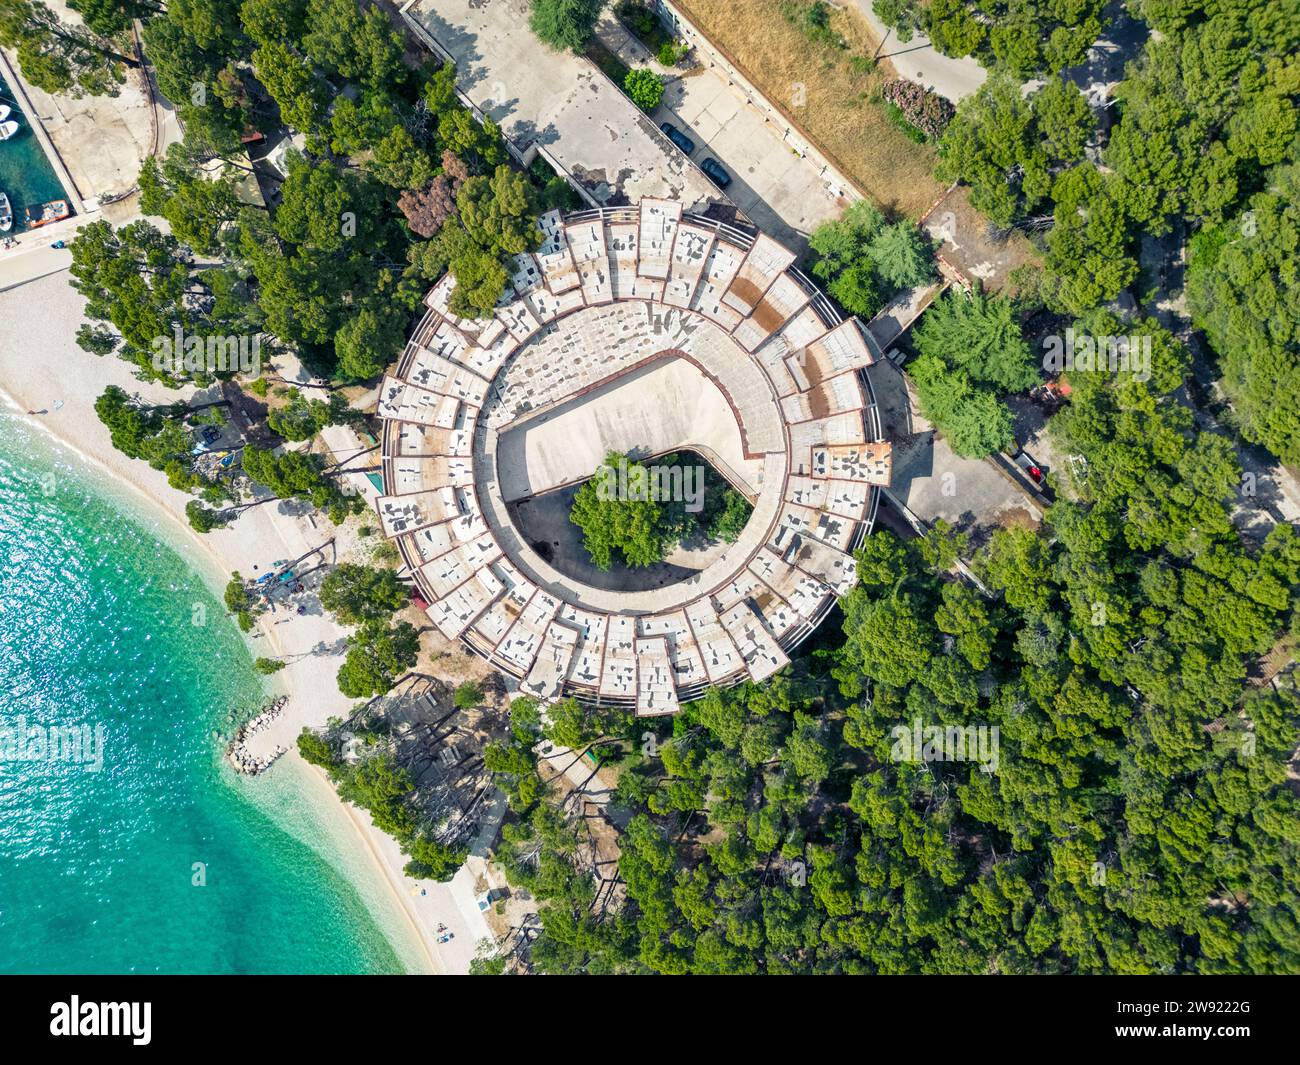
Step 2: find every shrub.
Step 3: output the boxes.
[618,1,658,36]
[254,657,285,674]
[881,79,956,140]
[370,540,401,566]
[454,680,485,709]
[885,101,928,144]
[708,489,752,543]
[657,40,686,66]
[297,727,339,769]
[624,68,665,111]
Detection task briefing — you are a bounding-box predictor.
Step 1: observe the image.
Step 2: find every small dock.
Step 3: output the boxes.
[0,49,88,215]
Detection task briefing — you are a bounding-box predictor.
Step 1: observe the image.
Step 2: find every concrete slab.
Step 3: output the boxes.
[408,0,720,211]
[495,354,761,501]
[653,60,846,251]
[868,359,1040,541]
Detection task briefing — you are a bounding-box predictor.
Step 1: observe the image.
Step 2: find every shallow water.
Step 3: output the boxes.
[0,417,405,973]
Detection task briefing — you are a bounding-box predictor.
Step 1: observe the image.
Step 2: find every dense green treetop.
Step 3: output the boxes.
[913,287,1038,393]
[1187,163,1300,465]
[336,620,420,698]
[319,563,409,625]
[569,452,675,570]
[808,200,935,318]
[529,0,604,52]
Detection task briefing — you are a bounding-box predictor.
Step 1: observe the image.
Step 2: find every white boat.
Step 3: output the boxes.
[0,193,11,233]
[0,105,10,122]
[0,120,18,142]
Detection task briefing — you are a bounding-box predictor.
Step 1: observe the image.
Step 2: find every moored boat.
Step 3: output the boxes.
[0,119,18,142]
[0,192,11,233]
[26,199,70,228]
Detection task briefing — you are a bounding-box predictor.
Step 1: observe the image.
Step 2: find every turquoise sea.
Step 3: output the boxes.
[0,417,407,973]
[0,69,70,234]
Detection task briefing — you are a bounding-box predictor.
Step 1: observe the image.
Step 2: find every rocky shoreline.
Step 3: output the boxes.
[226,696,288,775]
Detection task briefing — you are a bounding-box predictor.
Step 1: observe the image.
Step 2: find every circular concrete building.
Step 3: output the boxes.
[374,199,892,715]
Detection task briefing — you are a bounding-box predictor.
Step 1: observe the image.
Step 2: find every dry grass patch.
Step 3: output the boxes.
[925,184,1040,290]
[675,0,944,217]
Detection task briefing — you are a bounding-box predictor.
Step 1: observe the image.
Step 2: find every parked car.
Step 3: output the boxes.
[659,121,695,156]
[700,157,732,188]
[1012,449,1044,484]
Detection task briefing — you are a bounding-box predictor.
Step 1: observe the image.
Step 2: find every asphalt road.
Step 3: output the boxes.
[849,0,987,103]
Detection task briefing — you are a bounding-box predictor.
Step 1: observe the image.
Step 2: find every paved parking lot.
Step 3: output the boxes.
[867,359,1042,542]
[597,14,848,251]
[655,71,846,251]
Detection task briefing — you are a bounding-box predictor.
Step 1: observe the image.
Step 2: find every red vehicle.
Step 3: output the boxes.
[1013,450,1044,484]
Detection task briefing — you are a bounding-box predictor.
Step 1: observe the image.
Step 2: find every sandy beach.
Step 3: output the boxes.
[0,269,492,974]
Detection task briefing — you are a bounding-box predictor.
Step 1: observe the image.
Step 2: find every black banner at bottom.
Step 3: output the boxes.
[0,973,1287,1052]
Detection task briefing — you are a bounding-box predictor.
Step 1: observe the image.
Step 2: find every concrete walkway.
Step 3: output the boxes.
[0,227,76,292]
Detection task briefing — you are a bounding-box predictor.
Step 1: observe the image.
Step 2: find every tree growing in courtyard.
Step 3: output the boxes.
[569,452,673,570]
[707,489,751,544]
